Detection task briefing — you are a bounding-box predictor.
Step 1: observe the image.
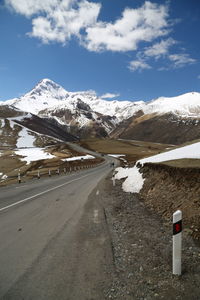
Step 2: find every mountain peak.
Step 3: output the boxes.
[34,78,65,92]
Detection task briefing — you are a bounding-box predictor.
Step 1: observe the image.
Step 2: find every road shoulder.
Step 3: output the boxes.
[98,175,200,299]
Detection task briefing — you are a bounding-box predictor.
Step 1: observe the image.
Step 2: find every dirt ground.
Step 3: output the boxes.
[95,174,200,299]
[139,163,200,240]
[80,139,172,165]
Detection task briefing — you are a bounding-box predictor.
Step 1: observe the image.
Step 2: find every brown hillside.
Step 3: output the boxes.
[112,113,200,145]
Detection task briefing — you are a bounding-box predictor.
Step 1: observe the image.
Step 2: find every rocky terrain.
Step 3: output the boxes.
[139,163,200,240]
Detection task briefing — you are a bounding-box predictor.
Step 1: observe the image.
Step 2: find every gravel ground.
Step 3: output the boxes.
[98,175,200,300]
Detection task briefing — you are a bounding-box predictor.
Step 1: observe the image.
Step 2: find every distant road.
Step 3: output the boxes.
[0,152,118,299]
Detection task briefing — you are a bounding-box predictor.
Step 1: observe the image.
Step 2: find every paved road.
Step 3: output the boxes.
[0,154,117,299]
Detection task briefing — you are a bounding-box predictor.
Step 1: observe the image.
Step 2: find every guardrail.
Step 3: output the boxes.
[2,159,105,185]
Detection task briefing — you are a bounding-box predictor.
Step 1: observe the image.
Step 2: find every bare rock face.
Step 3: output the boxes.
[76,99,91,111]
[0,105,25,118]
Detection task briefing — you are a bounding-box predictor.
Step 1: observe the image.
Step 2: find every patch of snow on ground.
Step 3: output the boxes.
[0,119,5,127]
[17,127,36,148]
[115,166,144,193]
[15,148,56,164]
[139,141,200,164]
[9,120,16,129]
[115,141,200,194]
[1,174,8,180]
[108,154,126,158]
[62,155,94,162]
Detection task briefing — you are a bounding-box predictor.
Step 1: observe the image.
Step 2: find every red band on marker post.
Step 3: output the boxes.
[173,220,182,235]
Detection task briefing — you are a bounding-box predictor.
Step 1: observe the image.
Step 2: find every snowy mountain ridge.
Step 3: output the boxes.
[2,79,145,122]
[144,92,200,117]
[2,79,200,121]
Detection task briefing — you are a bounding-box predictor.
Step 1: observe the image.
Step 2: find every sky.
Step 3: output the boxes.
[0,0,200,102]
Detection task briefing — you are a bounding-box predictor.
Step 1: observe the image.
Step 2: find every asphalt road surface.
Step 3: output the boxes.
[0,155,117,299]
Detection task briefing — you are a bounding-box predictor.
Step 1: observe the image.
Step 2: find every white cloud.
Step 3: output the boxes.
[4,0,197,72]
[84,1,170,52]
[5,0,64,17]
[197,75,200,80]
[144,38,177,59]
[5,0,101,44]
[6,0,170,50]
[101,93,120,99]
[129,60,151,72]
[169,53,196,68]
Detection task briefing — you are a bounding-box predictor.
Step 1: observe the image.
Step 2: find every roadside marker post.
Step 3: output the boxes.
[173,210,182,275]
[37,170,40,179]
[112,173,115,186]
[64,167,66,174]
[48,169,51,177]
[57,168,60,175]
[18,171,21,184]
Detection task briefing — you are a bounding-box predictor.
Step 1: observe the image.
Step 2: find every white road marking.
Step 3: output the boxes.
[93,209,99,224]
[15,185,26,189]
[0,174,91,213]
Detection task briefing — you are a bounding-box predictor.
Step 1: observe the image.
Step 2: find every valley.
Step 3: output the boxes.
[0,78,200,299]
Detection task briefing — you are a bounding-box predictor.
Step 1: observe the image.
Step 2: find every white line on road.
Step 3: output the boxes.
[0,174,92,213]
[93,209,99,224]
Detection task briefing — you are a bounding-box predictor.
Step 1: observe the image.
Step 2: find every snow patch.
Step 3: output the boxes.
[108,154,126,158]
[139,141,200,164]
[115,166,144,193]
[115,141,200,194]
[0,119,5,127]
[15,148,56,164]
[17,127,36,148]
[62,155,95,162]
[9,120,16,129]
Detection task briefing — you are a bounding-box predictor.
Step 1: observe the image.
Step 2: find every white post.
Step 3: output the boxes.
[18,171,21,184]
[112,173,115,186]
[173,210,182,275]
[57,168,60,175]
[37,170,40,179]
[48,169,51,177]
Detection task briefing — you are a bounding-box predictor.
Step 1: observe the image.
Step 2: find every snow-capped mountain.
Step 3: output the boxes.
[1,78,200,142]
[144,92,200,117]
[2,79,138,137]
[3,78,200,118]
[2,78,145,124]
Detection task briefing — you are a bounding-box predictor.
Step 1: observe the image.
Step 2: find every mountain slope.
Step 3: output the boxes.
[0,106,77,150]
[1,79,200,143]
[111,111,200,145]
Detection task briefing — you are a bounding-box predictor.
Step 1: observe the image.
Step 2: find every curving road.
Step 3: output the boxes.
[0,149,118,299]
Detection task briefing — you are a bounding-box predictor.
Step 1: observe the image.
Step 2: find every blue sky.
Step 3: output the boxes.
[0,0,200,102]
